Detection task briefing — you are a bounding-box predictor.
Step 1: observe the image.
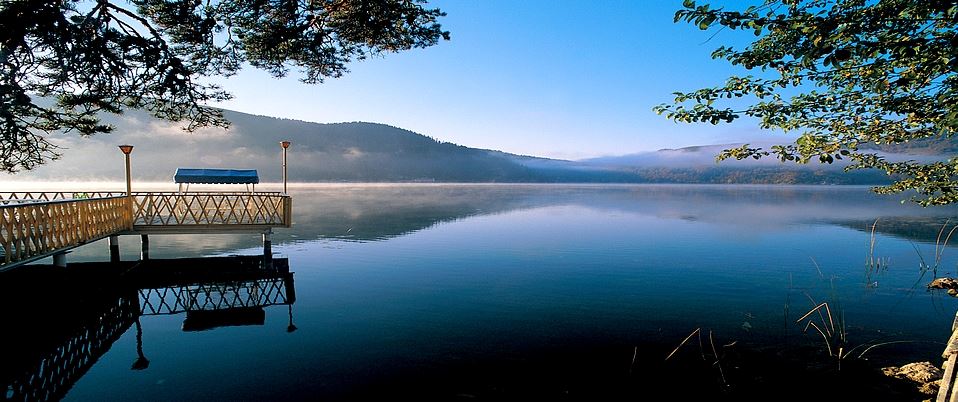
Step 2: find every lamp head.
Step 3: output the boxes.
[280,141,291,149]
[118,145,134,155]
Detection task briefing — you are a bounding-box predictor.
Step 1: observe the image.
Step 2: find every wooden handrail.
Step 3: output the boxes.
[135,191,284,195]
[0,192,125,202]
[0,191,283,199]
[0,196,132,266]
[131,193,291,227]
[0,191,292,268]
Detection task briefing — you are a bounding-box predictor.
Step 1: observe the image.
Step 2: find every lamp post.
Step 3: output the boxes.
[280,141,291,194]
[118,145,134,196]
[115,145,135,259]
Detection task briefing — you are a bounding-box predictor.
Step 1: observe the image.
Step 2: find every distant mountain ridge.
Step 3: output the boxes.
[7,108,940,185]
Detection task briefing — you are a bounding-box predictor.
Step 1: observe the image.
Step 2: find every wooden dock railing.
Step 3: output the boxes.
[0,196,132,266]
[0,191,292,268]
[0,191,125,203]
[0,192,291,228]
[131,192,291,228]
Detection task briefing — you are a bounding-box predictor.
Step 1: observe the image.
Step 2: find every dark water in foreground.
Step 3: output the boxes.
[6,184,958,400]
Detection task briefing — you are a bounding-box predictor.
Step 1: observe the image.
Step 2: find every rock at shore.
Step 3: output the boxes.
[928,278,958,296]
[882,361,943,396]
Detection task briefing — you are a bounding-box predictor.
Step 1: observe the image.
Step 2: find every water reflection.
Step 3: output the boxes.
[0,256,295,402]
[7,184,956,400]
[61,185,958,262]
[285,184,958,246]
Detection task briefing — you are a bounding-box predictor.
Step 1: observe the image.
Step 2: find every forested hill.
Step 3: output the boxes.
[15,109,612,182]
[210,112,545,182]
[864,136,958,155]
[6,108,913,184]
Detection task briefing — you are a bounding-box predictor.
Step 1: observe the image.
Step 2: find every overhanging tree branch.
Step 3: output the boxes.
[656,0,958,205]
[0,0,449,172]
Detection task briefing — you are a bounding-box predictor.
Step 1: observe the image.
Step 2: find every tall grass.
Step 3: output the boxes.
[796,220,958,367]
[661,219,954,385]
[795,300,845,362]
[905,220,958,290]
[664,327,730,387]
[865,219,889,288]
[865,219,958,291]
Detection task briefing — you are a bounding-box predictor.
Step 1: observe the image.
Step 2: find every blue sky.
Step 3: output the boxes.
[214,0,776,160]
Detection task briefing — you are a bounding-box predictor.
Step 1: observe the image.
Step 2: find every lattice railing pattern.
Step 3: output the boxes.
[138,278,292,316]
[0,192,289,266]
[0,192,124,205]
[0,191,290,226]
[3,295,137,402]
[132,192,289,227]
[0,197,132,265]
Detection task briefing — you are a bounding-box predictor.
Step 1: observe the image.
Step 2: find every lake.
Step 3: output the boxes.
[4,184,958,400]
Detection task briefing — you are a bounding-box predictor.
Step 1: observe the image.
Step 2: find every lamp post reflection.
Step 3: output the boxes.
[287,305,297,333]
[131,317,150,370]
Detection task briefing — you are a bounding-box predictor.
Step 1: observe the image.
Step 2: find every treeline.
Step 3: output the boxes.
[863,136,958,155]
[44,108,903,185]
[188,112,903,184]
[622,166,893,185]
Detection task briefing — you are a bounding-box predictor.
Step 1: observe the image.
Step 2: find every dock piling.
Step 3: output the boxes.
[140,235,150,261]
[109,235,120,263]
[53,252,67,267]
[263,231,273,269]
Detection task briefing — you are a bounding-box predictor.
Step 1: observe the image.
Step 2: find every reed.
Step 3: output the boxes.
[865,218,889,287]
[665,328,702,362]
[853,340,944,359]
[664,327,730,388]
[795,297,850,368]
[907,221,958,290]
[708,330,727,386]
[934,220,958,269]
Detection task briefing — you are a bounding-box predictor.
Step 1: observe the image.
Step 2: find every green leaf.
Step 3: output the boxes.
[661,0,958,204]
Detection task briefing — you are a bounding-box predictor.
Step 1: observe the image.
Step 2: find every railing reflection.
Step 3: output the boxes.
[0,256,296,402]
[139,276,292,316]
[2,293,137,402]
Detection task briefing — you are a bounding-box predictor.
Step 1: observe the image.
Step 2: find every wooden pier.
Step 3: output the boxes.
[0,191,292,269]
[938,311,958,401]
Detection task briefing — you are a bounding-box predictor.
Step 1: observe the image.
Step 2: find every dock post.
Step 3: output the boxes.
[109,235,120,262]
[140,234,150,261]
[53,252,67,267]
[263,230,273,269]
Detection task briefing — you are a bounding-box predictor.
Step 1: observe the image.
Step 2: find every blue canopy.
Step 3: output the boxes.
[174,168,259,184]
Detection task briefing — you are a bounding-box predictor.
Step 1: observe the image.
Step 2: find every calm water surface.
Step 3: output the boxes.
[6,184,958,400]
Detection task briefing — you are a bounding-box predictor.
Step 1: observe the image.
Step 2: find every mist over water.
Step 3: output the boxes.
[41,183,952,260]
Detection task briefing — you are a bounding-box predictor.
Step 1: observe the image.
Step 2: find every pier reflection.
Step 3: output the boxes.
[0,256,295,402]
